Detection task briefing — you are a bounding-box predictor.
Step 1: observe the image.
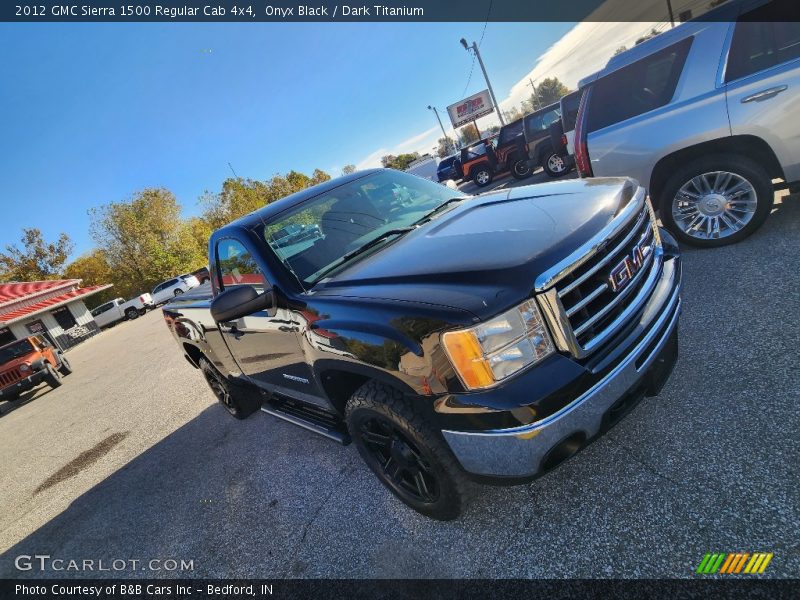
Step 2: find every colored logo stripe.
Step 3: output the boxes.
[697,552,773,574]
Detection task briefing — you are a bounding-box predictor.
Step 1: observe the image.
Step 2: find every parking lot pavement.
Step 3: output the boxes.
[456,167,572,195]
[0,191,798,579]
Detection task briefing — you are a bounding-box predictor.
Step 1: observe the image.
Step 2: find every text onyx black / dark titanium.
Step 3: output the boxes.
[163,169,682,519]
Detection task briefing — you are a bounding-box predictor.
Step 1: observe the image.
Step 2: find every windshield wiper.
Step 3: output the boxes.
[312,227,416,282]
[415,196,467,224]
[341,227,416,262]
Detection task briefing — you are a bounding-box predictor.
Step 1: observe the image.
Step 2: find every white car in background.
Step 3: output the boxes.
[151,274,200,305]
[91,294,153,328]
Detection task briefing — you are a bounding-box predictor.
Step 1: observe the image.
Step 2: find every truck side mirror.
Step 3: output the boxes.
[210,285,275,323]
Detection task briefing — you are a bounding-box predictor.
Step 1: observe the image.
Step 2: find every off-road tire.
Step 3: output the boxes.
[510,156,533,179]
[542,150,569,178]
[57,354,73,376]
[44,363,62,389]
[199,358,260,419]
[658,153,773,248]
[346,380,472,520]
[471,166,493,188]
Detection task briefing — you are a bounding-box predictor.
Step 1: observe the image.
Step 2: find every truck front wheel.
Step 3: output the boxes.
[199,358,260,419]
[345,381,470,520]
[57,354,72,376]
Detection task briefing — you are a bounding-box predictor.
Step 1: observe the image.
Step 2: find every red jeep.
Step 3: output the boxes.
[0,335,72,402]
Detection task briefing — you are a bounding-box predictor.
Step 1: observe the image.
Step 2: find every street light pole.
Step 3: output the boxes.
[460,38,505,126]
[428,105,455,154]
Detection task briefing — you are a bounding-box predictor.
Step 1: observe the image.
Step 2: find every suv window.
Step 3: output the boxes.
[216,239,266,290]
[586,37,693,133]
[726,1,800,82]
[497,119,524,145]
[560,91,582,131]
[524,107,561,139]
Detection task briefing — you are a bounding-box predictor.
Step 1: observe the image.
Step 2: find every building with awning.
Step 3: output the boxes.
[0,280,113,350]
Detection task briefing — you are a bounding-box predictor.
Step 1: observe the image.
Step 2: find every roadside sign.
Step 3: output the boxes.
[447,90,493,128]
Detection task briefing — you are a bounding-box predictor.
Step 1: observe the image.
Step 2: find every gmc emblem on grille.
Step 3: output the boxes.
[608,238,652,292]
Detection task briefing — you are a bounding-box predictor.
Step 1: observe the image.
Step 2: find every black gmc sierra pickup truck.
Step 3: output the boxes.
[163,168,682,520]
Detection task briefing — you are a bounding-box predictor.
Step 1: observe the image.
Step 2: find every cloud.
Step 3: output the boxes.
[354,20,664,167]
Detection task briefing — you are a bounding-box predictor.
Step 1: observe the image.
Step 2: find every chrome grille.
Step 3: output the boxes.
[537,189,663,359]
[0,368,22,387]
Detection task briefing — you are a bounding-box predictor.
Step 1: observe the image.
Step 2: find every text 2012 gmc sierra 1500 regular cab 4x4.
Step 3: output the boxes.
[163,169,682,520]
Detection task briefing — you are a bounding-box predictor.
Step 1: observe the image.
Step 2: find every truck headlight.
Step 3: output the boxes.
[442,299,555,390]
[19,363,31,372]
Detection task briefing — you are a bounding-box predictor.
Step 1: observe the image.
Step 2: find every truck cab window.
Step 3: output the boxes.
[216,239,266,290]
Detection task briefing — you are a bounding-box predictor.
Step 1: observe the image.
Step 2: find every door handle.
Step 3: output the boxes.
[741,85,788,103]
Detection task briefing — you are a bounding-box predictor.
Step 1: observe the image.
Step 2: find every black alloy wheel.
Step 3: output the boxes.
[346,380,469,520]
[357,415,439,505]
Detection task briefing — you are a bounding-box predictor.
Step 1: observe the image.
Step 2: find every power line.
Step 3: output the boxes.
[460,0,493,98]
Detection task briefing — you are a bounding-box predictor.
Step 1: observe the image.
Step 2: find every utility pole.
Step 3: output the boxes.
[460,38,505,126]
[528,78,540,110]
[428,105,455,155]
[666,0,675,27]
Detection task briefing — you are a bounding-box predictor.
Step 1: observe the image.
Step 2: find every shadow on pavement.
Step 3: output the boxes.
[0,402,353,579]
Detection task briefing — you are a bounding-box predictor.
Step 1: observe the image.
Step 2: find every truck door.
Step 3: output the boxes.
[724,3,800,182]
[213,237,326,406]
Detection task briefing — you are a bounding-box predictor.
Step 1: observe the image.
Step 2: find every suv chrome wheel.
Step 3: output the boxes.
[548,154,566,173]
[475,170,490,186]
[672,171,757,241]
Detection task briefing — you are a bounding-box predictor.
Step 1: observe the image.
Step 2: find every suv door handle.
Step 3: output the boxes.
[741,85,788,103]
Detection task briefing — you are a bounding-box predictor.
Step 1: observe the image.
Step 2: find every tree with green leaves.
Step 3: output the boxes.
[457,124,480,147]
[523,77,572,112]
[380,153,421,171]
[89,188,207,297]
[199,169,331,230]
[0,228,73,283]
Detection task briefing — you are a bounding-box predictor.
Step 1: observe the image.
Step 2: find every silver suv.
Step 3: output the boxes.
[574,0,799,247]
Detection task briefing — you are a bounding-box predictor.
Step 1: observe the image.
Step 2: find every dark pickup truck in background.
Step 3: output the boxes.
[163,169,682,520]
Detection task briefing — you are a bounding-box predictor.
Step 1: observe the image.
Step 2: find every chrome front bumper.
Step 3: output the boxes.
[442,259,681,478]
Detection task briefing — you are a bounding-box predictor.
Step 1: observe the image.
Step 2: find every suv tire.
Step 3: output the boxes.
[510,156,533,179]
[199,358,260,419]
[44,363,62,389]
[57,354,72,376]
[471,166,493,188]
[543,150,569,178]
[658,153,773,248]
[346,380,471,520]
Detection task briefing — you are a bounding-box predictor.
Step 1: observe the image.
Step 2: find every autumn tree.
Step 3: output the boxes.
[341,164,357,175]
[200,169,331,230]
[380,153,421,171]
[89,188,207,297]
[64,249,116,305]
[0,228,73,282]
[457,124,480,147]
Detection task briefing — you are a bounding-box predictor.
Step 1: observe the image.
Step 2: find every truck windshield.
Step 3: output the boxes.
[0,339,34,363]
[261,170,466,287]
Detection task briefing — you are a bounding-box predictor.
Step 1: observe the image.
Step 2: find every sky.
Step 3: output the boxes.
[0,19,663,259]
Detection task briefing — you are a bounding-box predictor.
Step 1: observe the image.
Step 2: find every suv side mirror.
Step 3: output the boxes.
[210,286,275,323]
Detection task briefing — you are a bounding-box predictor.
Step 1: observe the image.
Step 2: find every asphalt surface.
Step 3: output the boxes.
[0,185,798,579]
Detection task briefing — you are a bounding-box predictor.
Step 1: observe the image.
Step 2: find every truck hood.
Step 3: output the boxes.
[314,177,639,320]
